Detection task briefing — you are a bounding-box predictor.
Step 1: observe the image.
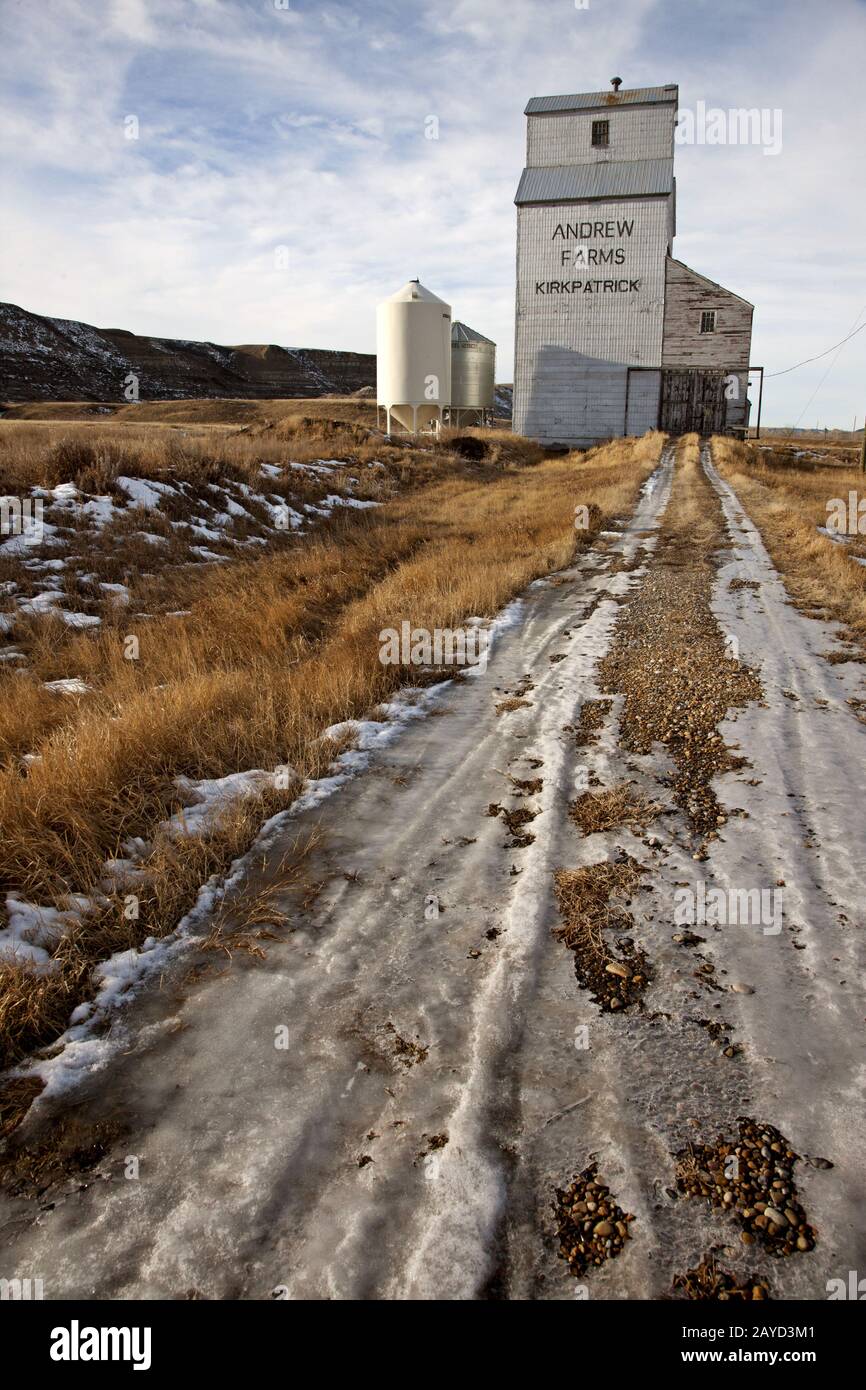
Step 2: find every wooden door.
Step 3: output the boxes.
[660,370,728,435]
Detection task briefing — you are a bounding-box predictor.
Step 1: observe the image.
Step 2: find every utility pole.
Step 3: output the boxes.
[861,413,865,472]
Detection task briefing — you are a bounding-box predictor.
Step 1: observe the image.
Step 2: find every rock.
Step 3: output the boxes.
[0,303,378,403]
[593,1221,613,1237]
[730,982,754,994]
[605,961,629,978]
[764,1206,787,1226]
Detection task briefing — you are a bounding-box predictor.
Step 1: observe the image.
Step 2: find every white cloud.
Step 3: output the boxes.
[1,0,863,425]
[110,0,159,43]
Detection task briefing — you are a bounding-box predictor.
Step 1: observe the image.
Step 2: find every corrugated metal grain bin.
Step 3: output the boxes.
[450,321,496,426]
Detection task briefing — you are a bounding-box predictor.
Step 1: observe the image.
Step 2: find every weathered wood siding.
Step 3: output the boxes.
[527,105,676,168]
[662,258,753,427]
[660,370,729,435]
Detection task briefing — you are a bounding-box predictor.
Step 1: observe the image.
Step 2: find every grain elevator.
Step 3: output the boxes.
[513,81,754,446]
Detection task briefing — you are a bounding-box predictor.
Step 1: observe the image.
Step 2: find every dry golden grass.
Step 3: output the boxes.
[0,787,300,1072]
[0,1076,45,1141]
[672,432,719,546]
[553,858,650,1011]
[0,414,389,492]
[496,697,532,715]
[199,830,320,961]
[0,404,531,492]
[568,784,663,836]
[712,434,866,647]
[0,413,544,647]
[750,431,861,468]
[0,1107,125,1197]
[0,423,665,1075]
[0,395,379,427]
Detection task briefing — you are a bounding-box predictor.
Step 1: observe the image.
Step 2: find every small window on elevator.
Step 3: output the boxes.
[591,119,609,148]
[700,310,717,334]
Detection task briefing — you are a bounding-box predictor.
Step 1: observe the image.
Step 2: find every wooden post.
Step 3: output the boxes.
[749,367,764,441]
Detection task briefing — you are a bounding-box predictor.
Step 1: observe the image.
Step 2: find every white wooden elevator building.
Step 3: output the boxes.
[513,82,754,446]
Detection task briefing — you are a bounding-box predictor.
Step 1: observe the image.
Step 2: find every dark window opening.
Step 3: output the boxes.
[591,119,609,148]
[700,310,717,334]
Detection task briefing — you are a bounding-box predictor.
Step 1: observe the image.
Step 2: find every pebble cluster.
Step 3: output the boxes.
[675,1118,817,1255]
[553,1163,635,1275]
[672,1258,771,1301]
[597,476,763,841]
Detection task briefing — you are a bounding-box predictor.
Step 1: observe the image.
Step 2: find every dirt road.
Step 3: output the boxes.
[2,440,864,1301]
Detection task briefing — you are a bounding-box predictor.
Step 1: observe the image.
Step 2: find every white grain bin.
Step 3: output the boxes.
[376,279,451,434]
[450,321,496,427]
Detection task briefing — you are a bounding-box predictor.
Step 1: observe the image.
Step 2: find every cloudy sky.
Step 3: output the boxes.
[2,0,864,426]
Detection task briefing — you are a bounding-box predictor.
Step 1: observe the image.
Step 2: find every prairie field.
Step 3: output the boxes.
[0,403,663,1076]
[713,434,866,647]
[1,411,864,1308]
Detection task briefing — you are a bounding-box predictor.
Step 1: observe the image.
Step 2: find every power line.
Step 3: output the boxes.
[766,314,866,378]
[792,306,866,429]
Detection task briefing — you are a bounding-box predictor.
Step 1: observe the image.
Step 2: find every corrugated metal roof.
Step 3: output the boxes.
[514,158,673,205]
[452,321,495,347]
[526,86,678,115]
